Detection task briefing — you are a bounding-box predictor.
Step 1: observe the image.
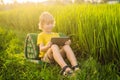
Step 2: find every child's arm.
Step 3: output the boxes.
[39,42,52,52]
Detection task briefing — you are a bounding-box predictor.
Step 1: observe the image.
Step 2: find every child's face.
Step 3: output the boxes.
[42,23,54,33]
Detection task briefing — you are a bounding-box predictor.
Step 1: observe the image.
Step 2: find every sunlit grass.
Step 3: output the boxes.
[0,4,120,80]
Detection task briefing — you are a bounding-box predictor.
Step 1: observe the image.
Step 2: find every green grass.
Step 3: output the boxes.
[0,3,120,80]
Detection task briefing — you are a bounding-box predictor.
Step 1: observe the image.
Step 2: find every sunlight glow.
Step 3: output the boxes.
[3,0,48,4]
[3,0,14,4]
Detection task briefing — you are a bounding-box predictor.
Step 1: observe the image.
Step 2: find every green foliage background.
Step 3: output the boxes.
[0,3,120,80]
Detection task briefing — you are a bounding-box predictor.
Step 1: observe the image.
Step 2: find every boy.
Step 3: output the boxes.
[37,12,80,75]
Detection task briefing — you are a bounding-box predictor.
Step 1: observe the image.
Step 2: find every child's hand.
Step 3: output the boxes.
[46,42,52,48]
[65,40,71,45]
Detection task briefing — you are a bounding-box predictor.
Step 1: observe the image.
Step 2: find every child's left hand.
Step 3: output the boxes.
[65,39,71,45]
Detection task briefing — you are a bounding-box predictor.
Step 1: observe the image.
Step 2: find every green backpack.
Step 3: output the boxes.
[24,33,66,60]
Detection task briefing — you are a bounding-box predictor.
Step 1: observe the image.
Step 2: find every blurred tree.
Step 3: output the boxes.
[13,0,17,4]
[75,0,84,3]
[102,0,109,2]
[0,0,3,4]
[102,0,120,3]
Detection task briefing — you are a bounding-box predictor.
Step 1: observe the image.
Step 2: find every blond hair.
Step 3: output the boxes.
[39,12,55,30]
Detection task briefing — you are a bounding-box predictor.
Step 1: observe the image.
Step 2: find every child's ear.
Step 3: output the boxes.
[38,23,43,30]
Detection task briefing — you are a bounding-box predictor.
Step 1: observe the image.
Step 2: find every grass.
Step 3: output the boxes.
[0,3,120,80]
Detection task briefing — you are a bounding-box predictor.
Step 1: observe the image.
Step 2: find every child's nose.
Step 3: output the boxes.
[49,24,53,27]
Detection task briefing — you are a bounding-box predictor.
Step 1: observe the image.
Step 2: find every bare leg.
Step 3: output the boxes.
[63,45,78,67]
[44,44,69,69]
[50,44,68,68]
[43,44,79,72]
[44,48,66,62]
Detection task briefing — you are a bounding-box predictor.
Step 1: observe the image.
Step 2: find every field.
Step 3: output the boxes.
[0,3,120,80]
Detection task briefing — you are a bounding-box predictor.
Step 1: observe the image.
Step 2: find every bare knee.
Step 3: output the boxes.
[51,44,59,49]
[63,44,70,48]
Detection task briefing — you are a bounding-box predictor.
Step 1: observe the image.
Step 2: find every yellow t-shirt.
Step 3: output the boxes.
[37,32,60,58]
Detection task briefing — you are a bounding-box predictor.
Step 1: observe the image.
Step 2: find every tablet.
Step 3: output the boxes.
[51,37,70,46]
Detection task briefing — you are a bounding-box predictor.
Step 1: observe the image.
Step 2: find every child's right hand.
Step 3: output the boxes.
[65,39,71,45]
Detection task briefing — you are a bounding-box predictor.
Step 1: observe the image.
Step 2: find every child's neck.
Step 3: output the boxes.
[43,31,52,34]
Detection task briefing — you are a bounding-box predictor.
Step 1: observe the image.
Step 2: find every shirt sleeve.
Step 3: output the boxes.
[37,34,44,45]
